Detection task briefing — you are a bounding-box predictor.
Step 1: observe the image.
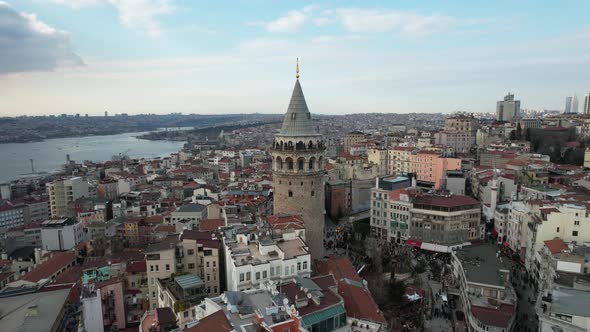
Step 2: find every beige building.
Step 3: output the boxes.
[585,147,590,168]
[343,131,366,154]
[368,148,389,176]
[526,204,590,284]
[47,177,89,217]
[387,146,414,175]
[271,72,325,259]
[146,231,221,309]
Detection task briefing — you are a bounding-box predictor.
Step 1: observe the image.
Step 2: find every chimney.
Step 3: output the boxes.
[26,305,39,317]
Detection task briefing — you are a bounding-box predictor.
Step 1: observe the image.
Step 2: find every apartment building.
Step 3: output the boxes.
[452,244,516,332]
[40,217,85,251]
[370,187,412,244]
[409,151,461,189]
[368,148,389,176]
[223,225,311,291]
[410,193,482,249]
[145,231,222,309]
[47,177,89,217]
[387,146,414,175]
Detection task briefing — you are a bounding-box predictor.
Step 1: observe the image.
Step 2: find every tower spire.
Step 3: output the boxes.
[296,57,299,79]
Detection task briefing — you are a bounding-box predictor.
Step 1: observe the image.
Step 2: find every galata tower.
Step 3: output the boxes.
[271,60,325,259]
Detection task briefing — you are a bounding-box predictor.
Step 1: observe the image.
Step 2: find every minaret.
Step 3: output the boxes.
[272,59,325,259]
[490,168,498,215]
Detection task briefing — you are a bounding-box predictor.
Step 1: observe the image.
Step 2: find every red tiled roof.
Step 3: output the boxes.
[316,256,362,282]
[311,274,337,290]
[266,214,305,230]
[338,280,386,324]
[470,303,515,328]
[22,251,76,283]
[183,310,232,332]
[154,224,176,233]
[198,219,225,232]
[413,194,479,208]
[126,260,147,273]
[544,239,569,254]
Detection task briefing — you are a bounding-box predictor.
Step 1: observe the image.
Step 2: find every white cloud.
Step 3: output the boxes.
[334,8,455,35]
[47,0,174,36]
[0,2,83,74]
[266,10,308,32]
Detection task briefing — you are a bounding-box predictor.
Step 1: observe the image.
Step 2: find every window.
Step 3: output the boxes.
[213,261,216,267]
[557,227,560,232]
[207,274,210,281]
[276,266,281,275]
[575,221,580,226]
[187,249,194,255]
[184,311,189,318]
[246,272,251,280]
[165,264,170,271]
[297,262,301,271]
[150,265,154,272]
[288,191,293,197]
[188,263,195,269]
[240,273,244,282]
[206,261,210,267]
[303,261,308,270]
[291,265,295,274]
[155,265,159,272]
[311,191,314,196]
[573,231,579,236]
[256,272,260,280]
[263,271,267,279]
[270,267,274,276]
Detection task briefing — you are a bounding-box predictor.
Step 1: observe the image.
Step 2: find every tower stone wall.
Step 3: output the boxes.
[271,76,325,259]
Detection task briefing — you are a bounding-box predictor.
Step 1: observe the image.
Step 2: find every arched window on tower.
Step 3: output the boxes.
[297,157,305,170]
[288,190,293,197]
[275,156,283,170]
[296,141,305,150]
[286,158,294,170]
[308,140,314,149]
[308,157,316,170]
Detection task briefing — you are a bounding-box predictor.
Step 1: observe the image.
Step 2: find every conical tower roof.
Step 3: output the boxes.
[279,78,318,137]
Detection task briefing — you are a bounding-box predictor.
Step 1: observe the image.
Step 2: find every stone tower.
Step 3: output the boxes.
[272,62,325,259]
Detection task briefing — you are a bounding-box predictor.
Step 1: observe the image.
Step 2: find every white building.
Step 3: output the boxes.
[452,244,516,332]
[538,287,590,332]
[223,226,311,291]
[40,218,85,251]
[496,93,520,122]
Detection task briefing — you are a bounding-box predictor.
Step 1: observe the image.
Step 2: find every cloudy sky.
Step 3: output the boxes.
[1,0,589,116]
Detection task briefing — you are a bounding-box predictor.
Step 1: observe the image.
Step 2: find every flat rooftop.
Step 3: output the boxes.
[546,288,590,318]
[454,244,510,287]
[228,238,308,266]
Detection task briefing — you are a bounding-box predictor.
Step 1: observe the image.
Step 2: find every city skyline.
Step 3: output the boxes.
[1,0,590,116]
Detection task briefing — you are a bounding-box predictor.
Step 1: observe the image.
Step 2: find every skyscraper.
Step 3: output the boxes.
[564,96,572,113]
[564,95,579,113]
[271,61,325,259]
[496,93,520,122]
[584,93,590,115]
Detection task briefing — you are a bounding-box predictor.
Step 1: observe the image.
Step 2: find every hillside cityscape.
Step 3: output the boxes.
[3,1,590,332]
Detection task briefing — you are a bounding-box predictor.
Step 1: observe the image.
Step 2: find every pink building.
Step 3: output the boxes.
[95,278,127,330]
[410,151,461,189]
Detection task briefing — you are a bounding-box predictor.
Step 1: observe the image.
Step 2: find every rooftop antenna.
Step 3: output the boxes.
[296,58,300,79]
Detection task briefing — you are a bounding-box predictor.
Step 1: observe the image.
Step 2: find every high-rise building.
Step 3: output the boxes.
[496,93,520,122]
[47,177,89,217]
[271,62,325,259]
[564,95,579,113]
[584,92,590,115]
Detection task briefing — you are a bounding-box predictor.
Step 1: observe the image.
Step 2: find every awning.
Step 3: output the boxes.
[420,242,450,253]
[405,239,423,248]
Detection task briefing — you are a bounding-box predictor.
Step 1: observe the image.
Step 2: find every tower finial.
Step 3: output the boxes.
[296,57,299,79]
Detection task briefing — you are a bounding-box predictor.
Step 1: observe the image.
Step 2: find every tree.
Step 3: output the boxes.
[525,128,531,142]
[516,123,522,140]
